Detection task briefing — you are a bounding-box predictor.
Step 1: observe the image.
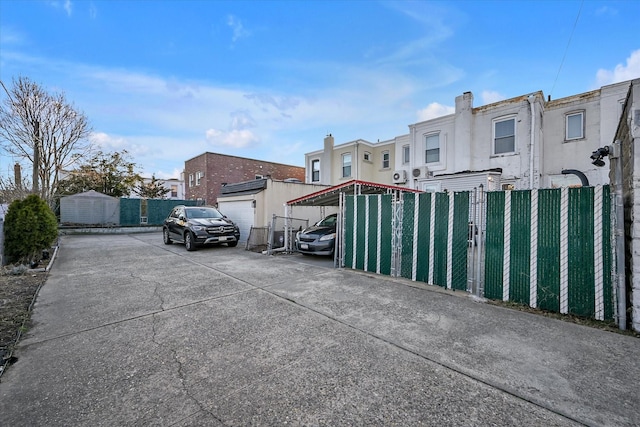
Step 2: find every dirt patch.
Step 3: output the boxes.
[487,299,640,337]
[0,269,48,374]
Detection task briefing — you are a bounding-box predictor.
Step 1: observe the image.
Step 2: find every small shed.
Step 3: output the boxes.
[60,190,120,225]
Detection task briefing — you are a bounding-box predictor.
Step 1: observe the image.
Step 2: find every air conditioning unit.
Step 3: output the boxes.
[412,166,431,179]
[392,170,407,184]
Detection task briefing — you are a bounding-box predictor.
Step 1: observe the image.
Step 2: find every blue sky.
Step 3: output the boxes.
[1,0,639,180]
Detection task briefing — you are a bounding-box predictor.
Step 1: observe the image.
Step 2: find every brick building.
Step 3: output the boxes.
[184,152,305,205]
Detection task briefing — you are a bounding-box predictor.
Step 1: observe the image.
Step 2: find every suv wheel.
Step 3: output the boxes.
[227,241,238,247]
[185,232,197,251]
[163,228,172,245]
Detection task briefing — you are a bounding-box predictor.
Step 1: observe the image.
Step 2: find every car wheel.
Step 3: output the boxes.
[185,232,197,251]
[227,241,238,247]
[163,228,172,245]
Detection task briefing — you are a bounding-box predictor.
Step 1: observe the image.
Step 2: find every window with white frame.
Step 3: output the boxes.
[188,173,194,188]
[170,185,178,198]
[402,145,410,165]
[425,133,440,163]
[382,150,390,169]
[363,151,371,162]
[565,111,584,140]
[493,117,515,154]
[311,159,320,182]
[342,153,352,178]
[195,171,203,186]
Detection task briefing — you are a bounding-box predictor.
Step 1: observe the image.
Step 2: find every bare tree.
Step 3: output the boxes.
[0,76,92,205]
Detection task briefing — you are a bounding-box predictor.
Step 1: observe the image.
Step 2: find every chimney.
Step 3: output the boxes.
[14,163,22,188]
[324,133,334,152]
[455,91,473,114]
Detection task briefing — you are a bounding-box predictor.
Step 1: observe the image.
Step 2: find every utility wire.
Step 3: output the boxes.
[549,0,584,99]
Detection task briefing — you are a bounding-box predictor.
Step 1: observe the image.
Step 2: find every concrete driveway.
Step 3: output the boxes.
[1,233,639,426]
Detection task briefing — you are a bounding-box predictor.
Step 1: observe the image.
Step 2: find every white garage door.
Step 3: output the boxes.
[217,200,254,243]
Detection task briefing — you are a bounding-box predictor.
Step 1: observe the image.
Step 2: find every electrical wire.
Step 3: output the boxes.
[549,0,584,99]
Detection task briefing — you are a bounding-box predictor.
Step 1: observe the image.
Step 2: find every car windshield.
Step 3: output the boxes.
[317,215,337,227]
[185,207,224,219]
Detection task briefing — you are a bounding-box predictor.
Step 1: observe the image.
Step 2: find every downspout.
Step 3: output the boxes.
[355,141,359,180]
[410,125,417,190]
[611,141,627,330]
[528,95,536,189]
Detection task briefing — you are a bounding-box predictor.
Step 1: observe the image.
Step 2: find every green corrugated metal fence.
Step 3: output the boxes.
[484,186,613,320]
[342,185,614,322]
[119,199,198,226]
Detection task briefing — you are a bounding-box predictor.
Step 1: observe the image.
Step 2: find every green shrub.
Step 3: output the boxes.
[4,194,58,264]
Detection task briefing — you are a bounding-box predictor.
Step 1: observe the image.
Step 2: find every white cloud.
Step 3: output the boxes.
[0,27,24,45]
[481,90,505,105]
[596,49,640,86]
[416,103,454,122]
[46,1,73,16]
[90,132,128,150]
[205,129,258,148]
[595,6,617,16]
[227,15,250,43]
[89,3,97,19]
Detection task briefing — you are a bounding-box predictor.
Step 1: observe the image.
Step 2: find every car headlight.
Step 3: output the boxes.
[191,225,206,231]
[319,233,335,242]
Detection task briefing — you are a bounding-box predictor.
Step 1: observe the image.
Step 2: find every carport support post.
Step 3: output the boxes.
[284,204,290,253]
[336,192,344,268]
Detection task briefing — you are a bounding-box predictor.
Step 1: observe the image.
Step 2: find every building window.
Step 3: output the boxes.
[195,171,203,186]
[188,174,194,188]
[342,153,352,178]
[566,111,584,140]
[363,151,371,162]
[170,185,178,198]
[382,151,390,169]
[311,159,320,182]
[494,117,515,154]
[425,133,440,163]
[402,145,410,164]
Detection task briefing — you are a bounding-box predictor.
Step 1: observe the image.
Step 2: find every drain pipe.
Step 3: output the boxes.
[561,169,590,187]
[528,95,536,189]
[611,141,627,330]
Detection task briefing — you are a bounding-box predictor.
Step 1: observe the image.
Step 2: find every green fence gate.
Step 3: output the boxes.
[343,191,470,290]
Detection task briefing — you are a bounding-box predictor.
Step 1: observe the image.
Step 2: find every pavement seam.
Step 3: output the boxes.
[256,292,593,427]
[132,247,590,425]
[149,252,592,426]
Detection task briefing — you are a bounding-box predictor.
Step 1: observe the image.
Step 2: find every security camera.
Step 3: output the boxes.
[590,146,610,167]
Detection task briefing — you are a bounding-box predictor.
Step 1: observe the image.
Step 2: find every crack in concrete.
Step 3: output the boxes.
[148,312,224,425]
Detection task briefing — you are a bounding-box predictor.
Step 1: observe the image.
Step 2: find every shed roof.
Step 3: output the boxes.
[287,180,422,207]
[219,179,268,197]
[62,190,116,200]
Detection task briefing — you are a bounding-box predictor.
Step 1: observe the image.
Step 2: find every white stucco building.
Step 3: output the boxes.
[305,80,635,192]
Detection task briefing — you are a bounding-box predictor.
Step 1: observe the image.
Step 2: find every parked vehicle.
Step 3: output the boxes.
[163,205,240,251]
[295,213,337,256]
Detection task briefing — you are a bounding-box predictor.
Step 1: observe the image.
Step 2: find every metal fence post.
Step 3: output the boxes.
[475,184,485,298]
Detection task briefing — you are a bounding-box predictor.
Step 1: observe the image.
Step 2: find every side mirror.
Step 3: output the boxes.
[178,215,186,221]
